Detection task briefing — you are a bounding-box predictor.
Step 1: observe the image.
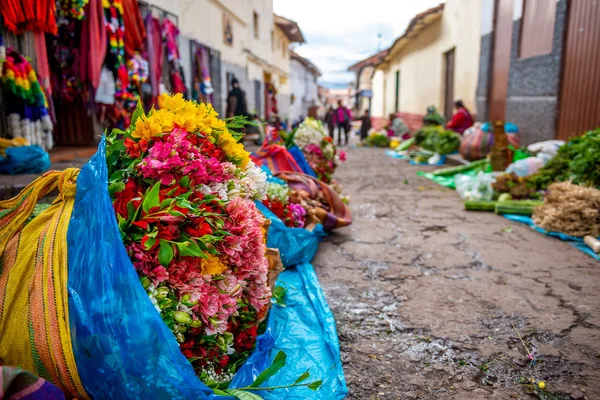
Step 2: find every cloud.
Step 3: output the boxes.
[274,0,444,87]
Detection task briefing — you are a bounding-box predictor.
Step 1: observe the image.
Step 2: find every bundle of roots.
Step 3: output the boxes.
[532,182,600,237]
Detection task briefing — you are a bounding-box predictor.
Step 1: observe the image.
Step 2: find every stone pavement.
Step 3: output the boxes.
[316,147,598,400]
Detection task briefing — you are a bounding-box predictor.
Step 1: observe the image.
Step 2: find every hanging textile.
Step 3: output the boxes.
[145,14,162,104]
[103,0,128,88]
[57,0,89,20]
[1,48,53,148]
[0,0,58,35]
[122,0,146,57]
[193,45,214,102]
[162,19,186,95]
[79,0,107,91]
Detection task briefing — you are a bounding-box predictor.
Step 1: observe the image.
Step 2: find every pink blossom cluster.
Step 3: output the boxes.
[219,198,270,312]
[138,129,230,186]
[289,203,307,228]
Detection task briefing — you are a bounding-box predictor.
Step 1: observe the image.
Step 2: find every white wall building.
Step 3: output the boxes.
[289,51,321,124]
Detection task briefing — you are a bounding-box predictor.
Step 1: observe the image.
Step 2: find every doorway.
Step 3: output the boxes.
[443,48,455,120]
[556,0,600,140]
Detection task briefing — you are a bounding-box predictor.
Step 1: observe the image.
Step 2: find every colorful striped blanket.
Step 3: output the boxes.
[0,366,65,400]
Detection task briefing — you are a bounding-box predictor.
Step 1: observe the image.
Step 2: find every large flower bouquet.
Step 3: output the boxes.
[292,117,346,183]
[107,93,271,384]
[262,182,307,228]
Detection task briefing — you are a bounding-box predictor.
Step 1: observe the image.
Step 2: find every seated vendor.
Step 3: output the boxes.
[447,100,474,135]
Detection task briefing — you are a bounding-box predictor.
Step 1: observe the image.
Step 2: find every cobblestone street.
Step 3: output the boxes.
[315,147,599,400]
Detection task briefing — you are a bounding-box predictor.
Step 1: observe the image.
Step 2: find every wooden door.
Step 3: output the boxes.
[556,0,600,140]
[488,0,514,121]
[444,48,455,119]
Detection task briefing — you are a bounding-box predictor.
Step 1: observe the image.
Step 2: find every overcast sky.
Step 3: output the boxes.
[273,0,444,88]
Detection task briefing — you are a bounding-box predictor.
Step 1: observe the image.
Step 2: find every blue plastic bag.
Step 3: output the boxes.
[231,264,348,400]
[67,138,227,400]
[288,146,318,178]
[0,145,50,175]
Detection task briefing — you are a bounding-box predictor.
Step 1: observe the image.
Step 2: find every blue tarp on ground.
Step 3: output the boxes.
[385,150,446,165]
[503,214,600,261]
[232,177,347,398]
[288,146,318,178]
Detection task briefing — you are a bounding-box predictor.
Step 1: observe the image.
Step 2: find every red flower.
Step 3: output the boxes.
[113,180,143,219]
[182,349,194,359]
[183,218,213,238]
[156,223,180,240]
[124,138,148,159]
[219,355,230,367]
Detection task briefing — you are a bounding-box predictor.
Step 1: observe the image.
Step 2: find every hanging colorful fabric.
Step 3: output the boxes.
[1,48,53,148]
[57,0,90,20]
[103,0,128,88]
[162,19,186,95]
[0,0,58,35]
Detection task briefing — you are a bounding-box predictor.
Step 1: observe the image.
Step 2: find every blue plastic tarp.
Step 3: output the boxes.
[385,150,446,165]
[503,214,600,261]
[232,264,347,400]
[67,139,226,400]
[288,146,318,178]
[0,145,50,175]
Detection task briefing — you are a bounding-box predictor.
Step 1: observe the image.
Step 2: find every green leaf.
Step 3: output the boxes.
[212,388,230,396]
[130,100,145,127]
[307,380,323,391]
[179,175,190,188]
[225,389,264,400]
[143,237,156,250]
[158,240,174,267]
[108,181,125,197]
[293,369,310,385]
[174,241,206,258]
[250,351,287,387]
[160,198,174,210]
[142,182,161,213]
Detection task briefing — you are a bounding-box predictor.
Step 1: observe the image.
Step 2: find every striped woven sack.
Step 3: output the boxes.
[460,124,520,161]
[0,169,89,400]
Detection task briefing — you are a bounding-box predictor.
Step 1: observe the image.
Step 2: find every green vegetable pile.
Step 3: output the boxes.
[423,106,446,126]
[529,128,600,189]
[415,126,460,155]
[365,132,391,148]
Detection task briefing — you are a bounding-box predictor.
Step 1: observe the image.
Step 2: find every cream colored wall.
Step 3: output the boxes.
[371,68,386,118]
[179,0,247,67]
[358,66,374,91]
[272,26,291,75]
[382,0,482,116]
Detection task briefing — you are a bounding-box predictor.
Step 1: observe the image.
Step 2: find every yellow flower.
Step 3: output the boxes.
[216,129,250,168]
[200,254,228,275]
[153,109,175,132]
[537,381,545,390]
[131,115,162,141]
[160,93,186,114]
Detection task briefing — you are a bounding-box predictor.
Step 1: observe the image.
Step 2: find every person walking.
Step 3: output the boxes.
[446,100,474,135]
[334,100,352,146]
[325,106,335,139]
[226,77,249,118]
[359,109,371,141]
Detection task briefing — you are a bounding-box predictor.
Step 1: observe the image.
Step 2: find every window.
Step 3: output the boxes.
[519,0,556,59]
[223,13,233,46]
[253,12,259,39]
[281,40,285,57]
[394,70,400,112]
[271,30,274,51]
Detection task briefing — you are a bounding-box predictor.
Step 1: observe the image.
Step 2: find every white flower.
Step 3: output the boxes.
[294,117,327,148]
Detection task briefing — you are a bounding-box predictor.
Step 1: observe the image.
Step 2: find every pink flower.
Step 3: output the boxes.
[339,150,347,162]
